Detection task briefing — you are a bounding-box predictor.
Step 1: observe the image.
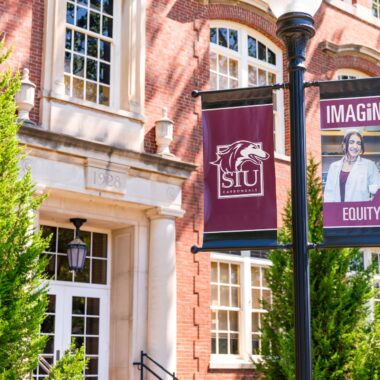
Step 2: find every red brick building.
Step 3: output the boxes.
[2,0,380,379]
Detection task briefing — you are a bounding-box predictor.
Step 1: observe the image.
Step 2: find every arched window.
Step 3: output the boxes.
[209,22,285,155]
[336,68,369,80]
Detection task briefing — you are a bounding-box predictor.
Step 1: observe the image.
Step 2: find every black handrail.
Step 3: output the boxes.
[133,351,179,380]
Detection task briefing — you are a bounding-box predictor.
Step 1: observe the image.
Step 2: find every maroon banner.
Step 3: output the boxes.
[320,78,380,246]
[201,88,277,249]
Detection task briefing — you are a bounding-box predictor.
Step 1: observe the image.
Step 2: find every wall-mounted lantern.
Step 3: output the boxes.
[67,218,87,272]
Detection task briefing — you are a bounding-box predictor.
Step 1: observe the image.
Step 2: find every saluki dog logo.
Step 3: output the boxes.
[211,140,270,199]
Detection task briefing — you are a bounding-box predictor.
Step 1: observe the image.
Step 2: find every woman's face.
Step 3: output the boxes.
[346,134,362,158]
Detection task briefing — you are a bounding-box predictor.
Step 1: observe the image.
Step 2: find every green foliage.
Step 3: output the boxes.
[259,157,380,379]
[0,40,49,379]
[48,343,87,380]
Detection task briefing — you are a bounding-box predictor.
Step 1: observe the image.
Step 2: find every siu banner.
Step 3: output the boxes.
[320,78,380,246]
[201,87,277,250]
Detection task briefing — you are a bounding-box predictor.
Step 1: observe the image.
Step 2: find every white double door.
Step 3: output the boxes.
[47,283,110,379]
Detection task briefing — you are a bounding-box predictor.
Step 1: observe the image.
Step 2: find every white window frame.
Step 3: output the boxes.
[210,21,285,156]
[210,251,271,369]
[43,0,145,115]
[336,68,369,80]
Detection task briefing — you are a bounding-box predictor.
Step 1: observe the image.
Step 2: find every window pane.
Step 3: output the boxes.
[220,285,229,306]
[229,58,238,78]
[229,29,238,51]
[65,29,72,50]
[93,233,107,258]
[58,228,74,253]
[262,268,269,287]
[248,36,256,58]
[211,311,217,330]
[252,334,260,354]
[230,333,239,354]
[231,287,239,307]
[72,316,85,334]
[76,5,88,29]
[230,311,238,331]
[86,337,99,355]
[218,54,227,75]
[72,297,85,315]
[45,253,56,278]
[252,289,261,308]
[210,27,217,44]
[100,40,111,62]
[219,263,229,283]
[87,298,100,315]
[252,313,259,332]
[258,69,266,86]
[100,62,110,84]
[230,79,239,89]
[90,11,101,33]
[210,72,217,90]
[42,226,57,252]
[218,310,228,330]
[103,0,113,15]
[251,266,260,286]
[102,15,113,37]
[99,85,110,105]
[210,51,217,71]
[230,264,239,284]
[219,75,228,90]
[268,72,276,85]
[86,317,99,334]
[211,285,218,305]
[87,37,98,57]
[75,258,90,282]
[211,335,217,354]
[86,81,97,102]
[219,333,228,354]
[211,261,218,282]
[92,259,107,284]
[218,28,228,48]
[263,289,271,306]
[248,65,257,86]
[268,48,276,65]
[86,58,97,80]
[56,254,72,281]
[258,42,266,61]
[64,75,71,95]
[73,54,85,77]
[41,315,55,334]
[91,0,101,11]
[86,358,99,375]
[74,31,85,53]
[67,3,75,24]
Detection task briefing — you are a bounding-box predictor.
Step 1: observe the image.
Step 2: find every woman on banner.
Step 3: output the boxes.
[324,130,380,202]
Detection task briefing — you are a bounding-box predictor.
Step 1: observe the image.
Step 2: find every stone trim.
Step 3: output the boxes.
[18,125,197,180]
[320,41,380,65]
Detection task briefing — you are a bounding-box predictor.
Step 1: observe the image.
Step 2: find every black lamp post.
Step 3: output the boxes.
[266,1,322,379]
[67,218,87,272]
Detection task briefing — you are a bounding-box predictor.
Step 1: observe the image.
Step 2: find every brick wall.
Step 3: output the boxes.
[145,1,380,378]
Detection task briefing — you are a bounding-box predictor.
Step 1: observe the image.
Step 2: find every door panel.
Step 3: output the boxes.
[34,285,109,380]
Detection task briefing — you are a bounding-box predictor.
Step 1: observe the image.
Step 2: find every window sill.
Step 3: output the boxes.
[209,356,256,370]
[275,151,290,163]
[42,92,145,124]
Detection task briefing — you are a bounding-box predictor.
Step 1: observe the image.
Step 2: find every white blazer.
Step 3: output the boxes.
[324,156,380,202]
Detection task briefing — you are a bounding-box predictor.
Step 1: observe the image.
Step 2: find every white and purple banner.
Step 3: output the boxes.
[201,87,277,250]
[320,78,380,245]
